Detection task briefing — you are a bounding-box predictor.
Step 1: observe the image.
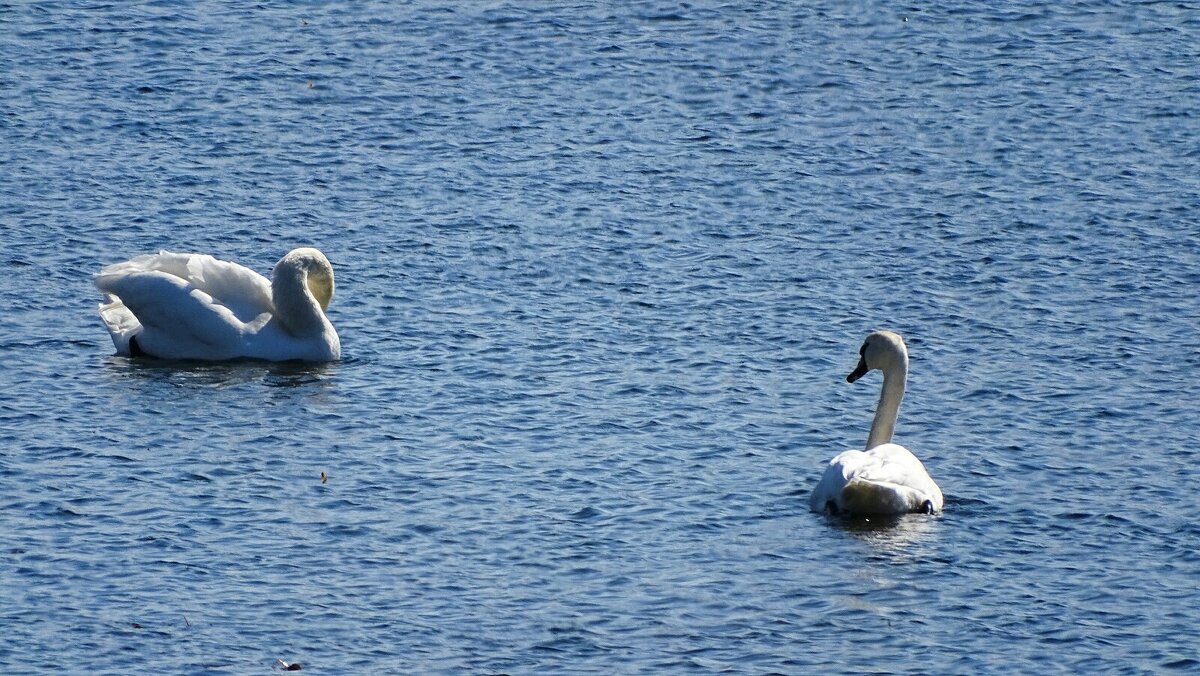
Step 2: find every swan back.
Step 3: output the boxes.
[810,444,943,515]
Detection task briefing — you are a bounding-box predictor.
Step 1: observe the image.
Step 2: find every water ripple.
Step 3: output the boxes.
[2,0,1199,673]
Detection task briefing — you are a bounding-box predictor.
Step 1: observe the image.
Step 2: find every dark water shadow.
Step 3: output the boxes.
[101,354,340,389]
[833,513,940,554]
[821,493,988,553]
[815,503,950,554]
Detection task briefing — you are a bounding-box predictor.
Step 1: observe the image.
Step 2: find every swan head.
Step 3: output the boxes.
[847,330,908,383]
[275,247,335,311]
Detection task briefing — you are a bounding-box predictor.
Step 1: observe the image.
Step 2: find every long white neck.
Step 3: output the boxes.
[866,358,907,449]
[272,259,329,337]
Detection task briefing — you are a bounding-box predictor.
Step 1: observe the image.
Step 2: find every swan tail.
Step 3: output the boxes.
[98,296,142,355]
[838,478,924,516]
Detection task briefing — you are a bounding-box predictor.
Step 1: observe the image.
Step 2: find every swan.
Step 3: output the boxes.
[810,331,942,516]
[95,247,340,362]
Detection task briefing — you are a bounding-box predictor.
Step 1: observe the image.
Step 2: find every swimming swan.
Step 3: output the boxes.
[810,331,942,516]
[95,247,340,362]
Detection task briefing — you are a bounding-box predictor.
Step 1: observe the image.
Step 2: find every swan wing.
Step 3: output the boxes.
[97,297,141,354]
[98,251,273,322]
[96,269,252,360]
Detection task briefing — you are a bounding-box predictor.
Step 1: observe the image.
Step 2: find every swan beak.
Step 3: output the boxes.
[847,357,869,383]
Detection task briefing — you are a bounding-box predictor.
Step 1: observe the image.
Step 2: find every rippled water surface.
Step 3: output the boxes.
[3,1,1200,673]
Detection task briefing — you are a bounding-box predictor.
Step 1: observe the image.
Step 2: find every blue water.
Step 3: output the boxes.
[3,1,1200,673]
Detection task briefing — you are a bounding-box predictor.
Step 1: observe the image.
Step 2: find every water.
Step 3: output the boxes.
[3,1,1199,673]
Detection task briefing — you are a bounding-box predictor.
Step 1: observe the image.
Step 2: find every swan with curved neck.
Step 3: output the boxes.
[96,247,340,362]
[810,331,942,516]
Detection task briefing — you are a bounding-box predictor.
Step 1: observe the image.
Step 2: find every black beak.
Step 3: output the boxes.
[847,357,869,383]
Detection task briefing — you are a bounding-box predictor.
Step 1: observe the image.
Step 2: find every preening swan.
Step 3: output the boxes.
[96,248,340,362]
[810,331,942,516]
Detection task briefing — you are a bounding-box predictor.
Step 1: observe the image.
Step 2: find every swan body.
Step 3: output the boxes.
[811,331,942,516]
[95,248,339,362]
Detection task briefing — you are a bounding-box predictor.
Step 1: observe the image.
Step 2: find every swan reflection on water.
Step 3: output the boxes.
[827,509,941,555]
[102,353,339,389]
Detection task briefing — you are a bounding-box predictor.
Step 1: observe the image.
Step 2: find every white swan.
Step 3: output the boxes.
[810,331,942,516]
[95,247,340,362]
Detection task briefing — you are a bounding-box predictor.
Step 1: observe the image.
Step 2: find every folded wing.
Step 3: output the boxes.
[96,269,262,360]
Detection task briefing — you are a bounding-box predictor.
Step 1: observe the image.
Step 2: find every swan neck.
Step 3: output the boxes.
[272,263,327,337]
[866,362,906,450]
